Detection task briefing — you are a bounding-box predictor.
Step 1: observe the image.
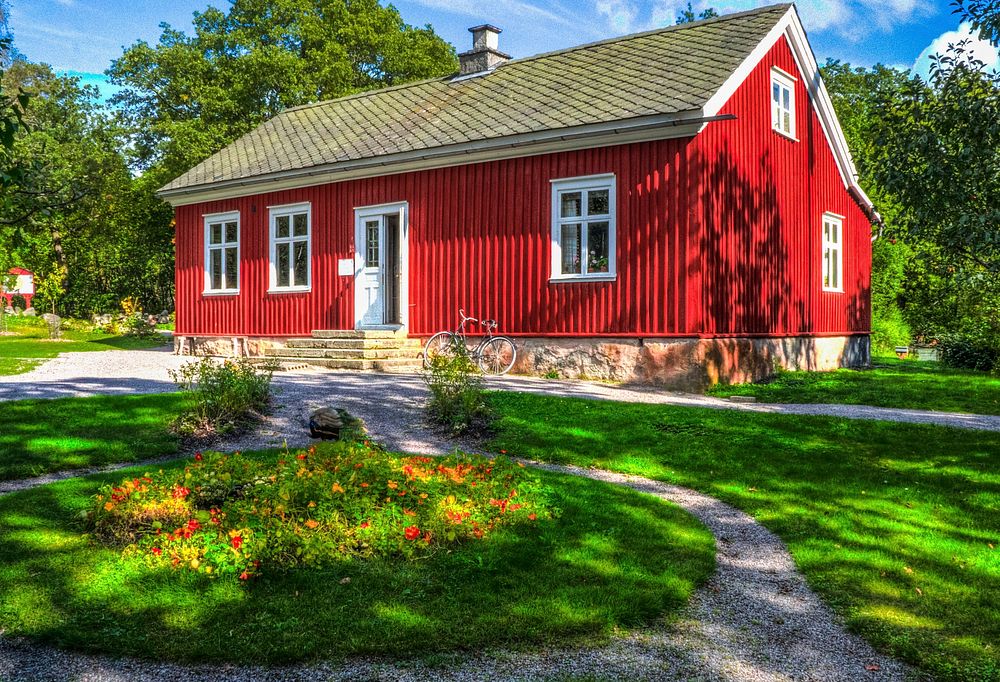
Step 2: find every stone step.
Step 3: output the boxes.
[311,329,404,339]
[263,356,423,372]
[265,347,422,360]
[286,338,422,350]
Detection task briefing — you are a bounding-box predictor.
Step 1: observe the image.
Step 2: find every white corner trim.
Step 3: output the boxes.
[702,5,874,216]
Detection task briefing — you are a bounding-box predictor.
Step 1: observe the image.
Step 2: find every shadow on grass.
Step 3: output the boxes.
[0,460,715,664]
[0,394,188,480]
[488,392,1000,681]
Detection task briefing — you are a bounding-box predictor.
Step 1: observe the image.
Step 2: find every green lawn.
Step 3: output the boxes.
[0,318,167,376]
[707,357,1000,415]
[0,394,189,480]
[489,392,1000,681]
[0,446,714,663]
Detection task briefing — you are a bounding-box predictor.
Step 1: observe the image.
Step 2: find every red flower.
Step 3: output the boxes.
[187,519,201,531]
[528,513,537,521]
[359,521,370,529]
[172,485,190,499]
[239,571,250,581]
[231,535,243,550]
[151,547,162,556]
[296,453,307,460]
[194,452,203,461]
[404,525,421,541]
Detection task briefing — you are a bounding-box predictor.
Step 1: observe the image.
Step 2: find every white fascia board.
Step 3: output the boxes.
[702,5,875,218]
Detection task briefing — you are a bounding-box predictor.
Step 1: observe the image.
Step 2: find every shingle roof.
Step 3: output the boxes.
[161,4,790,193]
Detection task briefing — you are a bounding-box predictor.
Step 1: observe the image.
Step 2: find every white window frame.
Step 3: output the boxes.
[203,211,240,295]
[822,212,844,293]
[771,67,797,140]
[268,202,312,293]
[550,174,617,282]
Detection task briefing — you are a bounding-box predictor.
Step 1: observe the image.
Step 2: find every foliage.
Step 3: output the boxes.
[706,356,1000,413]
[870,45,1000,276]
[108,0,457,178]
[489,391,1000,681]
[675,3,719,23]
[91,444,554,581]
[0,393,186,480]
[938,333,1000,372]
[953,0,1000,46]
[34,263,66,315]
[424,343,493,434]
[169,357,273,436]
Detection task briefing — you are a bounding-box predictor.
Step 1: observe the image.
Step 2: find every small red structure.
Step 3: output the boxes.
[2,268,34,309]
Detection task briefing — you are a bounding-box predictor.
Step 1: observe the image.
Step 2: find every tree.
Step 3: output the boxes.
[953,0,1000,46]
[870,45,1000,275]
[108,0,457,177]
[676,3,719,24]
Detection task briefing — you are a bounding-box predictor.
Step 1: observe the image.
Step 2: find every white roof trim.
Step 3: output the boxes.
[702,5,877,219]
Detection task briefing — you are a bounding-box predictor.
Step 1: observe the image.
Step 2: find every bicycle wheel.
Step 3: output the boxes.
[423,331,458,368]
[477,336,517,375]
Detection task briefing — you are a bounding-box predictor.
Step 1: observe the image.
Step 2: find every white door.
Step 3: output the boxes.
[358,216,385,327]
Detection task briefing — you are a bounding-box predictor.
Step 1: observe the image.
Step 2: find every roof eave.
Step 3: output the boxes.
[157,110,726,206]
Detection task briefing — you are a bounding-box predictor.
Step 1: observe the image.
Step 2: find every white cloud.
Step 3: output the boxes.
[913,22,1000,80]
[596,0,641,33]
[408,0,579,28]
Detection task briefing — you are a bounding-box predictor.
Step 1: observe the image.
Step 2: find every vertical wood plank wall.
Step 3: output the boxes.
[174,37,871,339]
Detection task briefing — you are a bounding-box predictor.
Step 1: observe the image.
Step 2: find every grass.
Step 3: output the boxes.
[0,445,715,663]
[0,394,189,481]
[0,317,167,376]
[488,392,1000,681]
[707,357,1000,415]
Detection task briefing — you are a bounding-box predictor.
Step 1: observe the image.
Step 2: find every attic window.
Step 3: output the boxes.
[771,68,796,139]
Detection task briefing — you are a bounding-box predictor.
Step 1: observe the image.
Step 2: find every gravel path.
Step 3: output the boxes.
[2,350,998,433]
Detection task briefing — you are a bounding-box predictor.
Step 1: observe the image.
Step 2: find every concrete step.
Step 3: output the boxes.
[311,329,404,339]
[264,347,422,360]
[262,356,423,372]
[286,337,422,350]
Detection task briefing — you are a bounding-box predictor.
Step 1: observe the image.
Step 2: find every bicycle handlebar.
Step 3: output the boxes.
[457,309,496,331]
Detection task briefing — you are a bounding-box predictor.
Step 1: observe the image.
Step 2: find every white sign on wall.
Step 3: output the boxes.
[337,258,355,277]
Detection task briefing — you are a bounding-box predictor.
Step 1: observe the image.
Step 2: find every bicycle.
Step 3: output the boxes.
[423,309,517,375]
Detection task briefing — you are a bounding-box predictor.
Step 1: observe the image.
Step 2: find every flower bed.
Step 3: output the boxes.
[90,442,552,580]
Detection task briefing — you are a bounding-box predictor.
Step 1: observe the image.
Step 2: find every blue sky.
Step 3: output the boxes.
[10,0,1000,104]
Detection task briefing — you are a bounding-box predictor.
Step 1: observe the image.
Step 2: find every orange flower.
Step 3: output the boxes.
[331,482,345,494]
[528,513,537,521]
[387,480,399,490]
[304,519,319,529]
[404,525,421,541]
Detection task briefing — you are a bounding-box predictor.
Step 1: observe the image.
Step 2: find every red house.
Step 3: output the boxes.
[159,4,875,388]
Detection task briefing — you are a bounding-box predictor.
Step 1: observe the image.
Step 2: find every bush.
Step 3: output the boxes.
[938,333,1000,373]
[169,357,274,437]
[871,305,911,355]
[89,444,554,580]
[424,343,494,434]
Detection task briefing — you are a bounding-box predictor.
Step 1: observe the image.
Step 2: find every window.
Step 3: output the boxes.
[550,174,616,280]
[204,212,239,294]
[365,220,380,268]
[822,213,843,292]
[269,203,311,291]
[771,68,796,139]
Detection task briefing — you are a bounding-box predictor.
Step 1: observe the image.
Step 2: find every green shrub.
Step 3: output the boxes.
[89,444,554,580]
[871,305,911,355]
[938,333,1000,373]
[169,357,274,437]
[424,343,493,434]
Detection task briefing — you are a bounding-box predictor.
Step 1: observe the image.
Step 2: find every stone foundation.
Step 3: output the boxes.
[176,332,870,391]
[174,335,289,358]
[511,335,870,391]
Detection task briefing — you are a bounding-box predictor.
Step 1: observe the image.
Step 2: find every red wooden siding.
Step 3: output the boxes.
[175,35,870,339]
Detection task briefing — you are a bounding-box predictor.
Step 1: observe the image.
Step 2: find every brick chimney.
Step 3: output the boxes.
[458,25,510,76]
